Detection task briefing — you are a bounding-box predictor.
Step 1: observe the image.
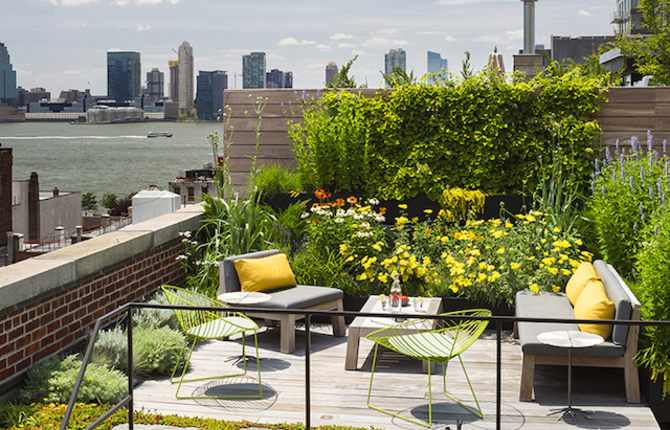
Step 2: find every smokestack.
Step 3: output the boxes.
[522,0,538,54]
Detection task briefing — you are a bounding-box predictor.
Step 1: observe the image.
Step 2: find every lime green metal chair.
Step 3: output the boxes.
[162,285,262,399]
[366,309,491,427]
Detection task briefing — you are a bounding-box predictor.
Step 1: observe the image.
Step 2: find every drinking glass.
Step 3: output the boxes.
[413,296,424,312]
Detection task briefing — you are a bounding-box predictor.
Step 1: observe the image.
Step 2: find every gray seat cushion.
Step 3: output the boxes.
[252,285,343,310]
[516,290,624,358]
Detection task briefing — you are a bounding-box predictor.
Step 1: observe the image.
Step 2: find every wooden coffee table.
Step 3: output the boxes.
[345,295,443,372]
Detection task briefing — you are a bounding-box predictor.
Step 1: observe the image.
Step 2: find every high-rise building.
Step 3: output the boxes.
[611,0,647,35]
[195,70,227,120]
[107,51,141,102]
[385,48,406,76]
[266,68,293,89]
[0,42,18,103]
[243,52,266,89]
[178,41,194,110]
[146,68,164,101]
[427,51,448,74]
[325,61,338,87]
[168,60,179,102]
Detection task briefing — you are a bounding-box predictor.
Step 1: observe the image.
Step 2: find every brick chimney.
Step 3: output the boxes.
[28,172,40,241]
[0,148,12,248]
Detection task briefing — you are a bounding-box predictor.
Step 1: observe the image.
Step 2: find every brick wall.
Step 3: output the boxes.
[0,240,184,388]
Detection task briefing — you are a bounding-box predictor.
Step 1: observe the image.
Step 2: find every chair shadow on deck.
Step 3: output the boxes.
[191,376,278,412]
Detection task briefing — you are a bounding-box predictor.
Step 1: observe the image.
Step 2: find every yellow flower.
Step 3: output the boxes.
[492,230,503,239]
[552,285,561,293]
[575,239,583,246]
[511,262,521,270]
[547,267,559,275]
[377,273,388,283]
[395,216,410,225]
[339,244,348,253]
[372,242,382,252]
[497,247,505,254]
[529,283,539,294]
[424,209,433,214]
[398,204,408,209]
[553,227,561,233]
[562,269,572,276]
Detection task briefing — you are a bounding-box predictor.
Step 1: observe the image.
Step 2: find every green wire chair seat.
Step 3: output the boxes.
[162,285,263,399]
[366,309,492,427]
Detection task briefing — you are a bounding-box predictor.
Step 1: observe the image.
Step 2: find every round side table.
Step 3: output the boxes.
[218,291,272,306]
[537,330,604,422]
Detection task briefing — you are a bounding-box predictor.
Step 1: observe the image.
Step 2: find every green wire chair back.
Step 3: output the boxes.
[162,285,248,341]
[366,309,492,365]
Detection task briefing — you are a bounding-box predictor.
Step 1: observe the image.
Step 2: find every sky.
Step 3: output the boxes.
[0,0,617,96]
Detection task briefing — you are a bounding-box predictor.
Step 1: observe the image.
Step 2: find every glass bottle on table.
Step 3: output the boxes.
[390,272,402,313]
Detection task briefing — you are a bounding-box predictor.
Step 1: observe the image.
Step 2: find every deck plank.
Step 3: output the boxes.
[132,324,660,430]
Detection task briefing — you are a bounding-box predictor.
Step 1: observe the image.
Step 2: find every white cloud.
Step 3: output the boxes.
[278,37,316,46]
[330,33,354,40]
[338,43,356,49]
[59,0,100,5]
[351,49,365,56]
[445,35,456,42]
[111,0,180,5]
[578,10,592,17]
[361,37,408,47]
[506,29,523,40]
[135,24,153,31]
[316,44,331,52]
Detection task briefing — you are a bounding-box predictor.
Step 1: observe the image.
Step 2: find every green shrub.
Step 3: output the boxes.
[635,208,670,398]
[132,291,179,330]
[288,66,604,200]
[0,402,40,429]
[255,163,304,195]
[267,199,311,255]
[587,134,670,275]
[92,325,185,376]
[20,355,127,404]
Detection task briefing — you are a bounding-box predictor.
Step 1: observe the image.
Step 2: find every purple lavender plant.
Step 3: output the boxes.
[631,136,638,152]
[615,139,620,154]
[664,139,667,155]
[606,146,611,160]
[647,130,653,152]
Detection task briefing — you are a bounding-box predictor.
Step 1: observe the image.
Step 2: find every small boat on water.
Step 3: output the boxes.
[148,131,172,138]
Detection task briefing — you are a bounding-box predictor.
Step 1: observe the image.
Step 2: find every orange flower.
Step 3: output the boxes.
[315,189,326,199]
[334,198,345,207]
[379,207,387,215]
[347,196,358,204]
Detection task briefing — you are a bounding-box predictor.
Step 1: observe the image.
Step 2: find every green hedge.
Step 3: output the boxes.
[289,66,605,200]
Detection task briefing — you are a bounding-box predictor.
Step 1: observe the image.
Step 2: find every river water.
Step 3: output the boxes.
[0,121,221,199]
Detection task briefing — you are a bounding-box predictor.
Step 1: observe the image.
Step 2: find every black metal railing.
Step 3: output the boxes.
[60,303,670,430]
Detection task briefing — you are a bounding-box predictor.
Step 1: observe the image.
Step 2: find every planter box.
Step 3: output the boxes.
[639,365,670,427]
[261,193,531,223]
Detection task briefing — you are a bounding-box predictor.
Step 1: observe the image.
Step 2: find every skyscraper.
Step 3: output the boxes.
[107,51,141,102]
[385,48,406,76]
[168,60,179,102]
[178,41,194,110]
[266,68,292,88]
[196,70,227,120]
[243,52,266,89]
[146,68,164,101]
[427,51,448,74]
[325,61,338,87]
[0,42,19,103]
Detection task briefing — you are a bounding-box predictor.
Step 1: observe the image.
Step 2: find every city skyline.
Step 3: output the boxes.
[1,0,615,95]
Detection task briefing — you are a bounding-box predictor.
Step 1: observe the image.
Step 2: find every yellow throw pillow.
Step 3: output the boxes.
[565,262,600,305]
[234,253,297,293]
[573,279,615,339]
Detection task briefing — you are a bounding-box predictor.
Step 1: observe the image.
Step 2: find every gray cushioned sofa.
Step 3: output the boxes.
[219,249,346,354]
[515,259,641,403]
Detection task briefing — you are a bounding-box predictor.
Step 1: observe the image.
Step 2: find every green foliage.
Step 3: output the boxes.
[20,355,127,404]
[327,55,362,89]
[0,402,39,429]
[586,136,670,275]
[81,192,97,214]
[615,0,670,85]
[131,290,179,330]
[101,194,118,211]
[91,326,128,373]
[255,163,304,195]
[383,65,417,88]
[289,66,604,201]
[438,188,487,223]
[188,97,276,297]
[288,91,372,194]
[635,209,670,398]
[6,402,379,430]
[267,199,311,254]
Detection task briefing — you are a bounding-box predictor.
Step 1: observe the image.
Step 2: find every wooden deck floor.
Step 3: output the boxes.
[133,323,660,430]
